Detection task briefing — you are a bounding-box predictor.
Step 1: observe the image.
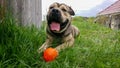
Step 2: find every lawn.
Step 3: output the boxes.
[0,15,120,68]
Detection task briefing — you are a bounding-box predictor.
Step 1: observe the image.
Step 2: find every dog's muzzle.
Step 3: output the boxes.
[47,8,69,32]
[49,9,61,22]
[52,9,59,15]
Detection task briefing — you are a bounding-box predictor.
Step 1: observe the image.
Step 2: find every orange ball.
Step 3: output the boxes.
[43,47,58,62]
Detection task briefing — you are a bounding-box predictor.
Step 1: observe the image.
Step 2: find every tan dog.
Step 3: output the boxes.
[38,2,79,53]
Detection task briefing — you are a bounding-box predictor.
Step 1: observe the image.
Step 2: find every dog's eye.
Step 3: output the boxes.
[49,7,53,9]
[62,8,67,12]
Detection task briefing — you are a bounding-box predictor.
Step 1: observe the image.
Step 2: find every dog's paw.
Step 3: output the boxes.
[37,47,47,53]
[37,49,42,54]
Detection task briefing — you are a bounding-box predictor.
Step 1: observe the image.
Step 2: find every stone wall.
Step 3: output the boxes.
[95,13,120,30]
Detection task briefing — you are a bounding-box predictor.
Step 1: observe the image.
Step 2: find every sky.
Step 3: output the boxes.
[42,0,118,20]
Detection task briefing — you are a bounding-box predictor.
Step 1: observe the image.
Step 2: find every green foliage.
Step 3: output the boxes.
[0,15,120,68]
[0,13,46,67]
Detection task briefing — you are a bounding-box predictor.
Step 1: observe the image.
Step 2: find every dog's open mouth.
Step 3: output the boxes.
[50,22,60,31]
[49,19,69,32]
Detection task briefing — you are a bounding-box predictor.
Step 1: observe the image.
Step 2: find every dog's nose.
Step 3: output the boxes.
[52,9,59,13]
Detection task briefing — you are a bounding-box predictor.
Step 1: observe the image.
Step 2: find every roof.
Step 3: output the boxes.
[98,0,120,15]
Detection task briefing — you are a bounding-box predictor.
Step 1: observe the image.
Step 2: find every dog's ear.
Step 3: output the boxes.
[69,7,75,16]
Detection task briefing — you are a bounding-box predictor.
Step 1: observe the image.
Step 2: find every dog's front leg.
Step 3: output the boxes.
[55,34,74,52]
[38,39,53,53]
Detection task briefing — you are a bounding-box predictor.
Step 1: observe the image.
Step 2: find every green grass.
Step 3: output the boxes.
[0,15,120,68]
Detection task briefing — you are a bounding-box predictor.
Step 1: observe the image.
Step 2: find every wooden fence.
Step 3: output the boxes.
[0,0,42,28]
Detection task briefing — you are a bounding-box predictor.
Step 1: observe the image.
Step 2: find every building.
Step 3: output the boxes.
[95,0,120,30]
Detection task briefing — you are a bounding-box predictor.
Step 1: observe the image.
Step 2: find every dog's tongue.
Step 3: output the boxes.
[50,22,60,31]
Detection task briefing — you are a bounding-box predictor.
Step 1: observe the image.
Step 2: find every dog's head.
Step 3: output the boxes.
[47,2,75,33]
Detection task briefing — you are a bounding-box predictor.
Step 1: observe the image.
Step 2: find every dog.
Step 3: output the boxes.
[38,2,80,53]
